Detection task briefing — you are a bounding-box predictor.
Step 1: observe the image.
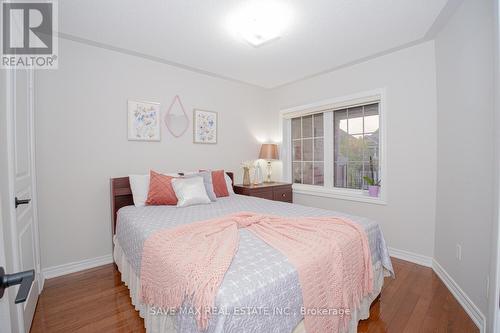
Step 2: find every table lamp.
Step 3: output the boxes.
[259,143,279,183]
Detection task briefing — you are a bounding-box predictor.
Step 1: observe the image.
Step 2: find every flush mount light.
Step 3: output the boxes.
[227,1,292,47]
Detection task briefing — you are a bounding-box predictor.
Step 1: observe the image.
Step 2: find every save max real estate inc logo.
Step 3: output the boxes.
[1,0,58,69]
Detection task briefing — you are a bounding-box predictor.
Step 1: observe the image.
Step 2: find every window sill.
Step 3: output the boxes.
[292,184,387,205]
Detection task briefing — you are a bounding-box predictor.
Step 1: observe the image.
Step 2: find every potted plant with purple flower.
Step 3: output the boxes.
[363,156,381,197]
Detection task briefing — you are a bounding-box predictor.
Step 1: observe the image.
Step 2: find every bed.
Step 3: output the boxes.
[110,174,394,333]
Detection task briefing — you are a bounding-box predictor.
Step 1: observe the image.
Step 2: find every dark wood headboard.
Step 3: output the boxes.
[110,172,234,235]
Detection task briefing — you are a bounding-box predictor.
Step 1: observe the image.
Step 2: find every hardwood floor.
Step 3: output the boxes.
[30,258,479,333]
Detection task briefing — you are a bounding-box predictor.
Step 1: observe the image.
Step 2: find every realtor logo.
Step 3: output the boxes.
[1,0,58,69]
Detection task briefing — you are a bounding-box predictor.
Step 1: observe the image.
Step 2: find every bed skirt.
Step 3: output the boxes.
[113,236,387,333]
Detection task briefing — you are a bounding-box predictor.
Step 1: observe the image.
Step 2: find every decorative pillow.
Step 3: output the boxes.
[211,170,229,197]
[145,170,178,205]
[183,171,217,201]
[129,174,150,207]
[224,173,235,195]
[171,177,211,207]
[129,171,180,206]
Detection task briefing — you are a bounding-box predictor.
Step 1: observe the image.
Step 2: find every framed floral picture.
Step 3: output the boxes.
[193,109,217,144]
[127,100,161,141]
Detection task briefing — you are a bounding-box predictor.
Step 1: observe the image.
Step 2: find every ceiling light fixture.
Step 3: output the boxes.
[227,1,292,47]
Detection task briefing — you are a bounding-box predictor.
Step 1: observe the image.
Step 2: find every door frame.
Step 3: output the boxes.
[0,197,12,333]
[493,1,500,332]
[26,68,43,293]
[0,64,13,333]
[1,68,43,332]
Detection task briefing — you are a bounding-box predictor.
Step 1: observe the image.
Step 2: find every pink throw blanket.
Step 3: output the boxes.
[140,212,373,332]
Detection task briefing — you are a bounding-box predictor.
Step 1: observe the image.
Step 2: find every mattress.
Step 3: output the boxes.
[115,194,394,333]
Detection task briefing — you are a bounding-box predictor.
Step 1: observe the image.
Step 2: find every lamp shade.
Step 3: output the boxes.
[259,143,279,160]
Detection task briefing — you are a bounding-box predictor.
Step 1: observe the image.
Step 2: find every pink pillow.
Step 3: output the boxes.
[211,170,229,198]
[145,170,178,205]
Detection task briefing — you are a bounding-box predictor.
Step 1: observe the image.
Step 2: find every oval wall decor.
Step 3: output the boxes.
[164,95,189,138]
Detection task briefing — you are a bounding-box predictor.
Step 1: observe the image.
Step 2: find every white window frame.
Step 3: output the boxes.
[280,89,387,205]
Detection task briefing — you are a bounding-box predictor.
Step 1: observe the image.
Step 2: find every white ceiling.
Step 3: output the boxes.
[59,0,449,88]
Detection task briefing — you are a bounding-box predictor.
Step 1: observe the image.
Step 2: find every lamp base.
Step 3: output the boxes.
[264,160,273,183]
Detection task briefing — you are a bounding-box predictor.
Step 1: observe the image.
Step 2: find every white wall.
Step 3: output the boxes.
[35,38,275,269]
[270,42,438,258]
[434,0,496,321]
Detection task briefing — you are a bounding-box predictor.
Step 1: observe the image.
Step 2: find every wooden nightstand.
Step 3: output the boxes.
[233,182,293,203]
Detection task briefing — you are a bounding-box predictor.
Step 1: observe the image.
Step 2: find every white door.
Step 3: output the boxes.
[1,68,42,332]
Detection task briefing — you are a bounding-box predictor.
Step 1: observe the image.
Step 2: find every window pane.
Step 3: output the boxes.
[291,113,325,187]
[333,103,380,190]
[364,116,379,135]
[362,161,370,189]
[363,158,379,178]
[302,115,313,138]
[303,162,313,185]
[364,104,379,133]
[348,136,364,162]
[347,107,363,135]
[291,118,301,139]
[334,110,348,162]
[314,162,324,186]
[364,133,379,161]
[334,161,347,188]
[334,109,348,133]
[314,138,323,161]
[364,103,379,116]
[303,138,313,161]
[347,162,363,189]
[313,113,323,137]
[292,140,302,161]
[293,162,302,184]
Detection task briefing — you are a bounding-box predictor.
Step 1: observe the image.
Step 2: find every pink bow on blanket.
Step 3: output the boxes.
[140,212,373,333]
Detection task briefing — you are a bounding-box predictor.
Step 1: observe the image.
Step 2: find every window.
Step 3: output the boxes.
[284,91,385,204]
[291,114,324,185]
[333,103,379,189]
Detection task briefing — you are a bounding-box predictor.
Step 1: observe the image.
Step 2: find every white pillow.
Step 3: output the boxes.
[183,171,217,201]
[181,170,234,195]
[129,171,182,207]
[129,174,150,207]
[181,171,198,176]
[171,177,211,207]
[224,173,235,195]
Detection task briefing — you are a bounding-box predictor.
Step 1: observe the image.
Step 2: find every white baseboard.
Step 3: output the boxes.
[432,259,485,333]
[388,247,433,267]
[39,248,484,332]
[42,254,113,280]
[388,248,484,332]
